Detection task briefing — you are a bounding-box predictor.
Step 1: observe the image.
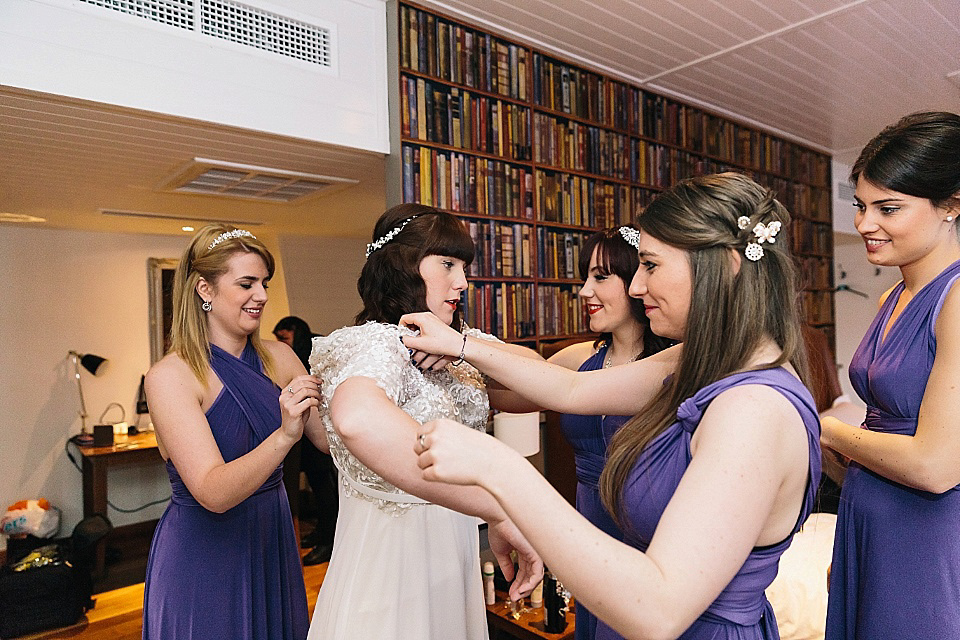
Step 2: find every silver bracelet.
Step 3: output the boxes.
[451,333,468,366]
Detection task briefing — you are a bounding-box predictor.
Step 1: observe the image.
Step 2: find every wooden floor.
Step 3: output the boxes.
[19,558,328,640]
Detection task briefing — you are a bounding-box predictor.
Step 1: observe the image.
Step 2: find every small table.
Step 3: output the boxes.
[77,432,164,574]
[486,591,574,640]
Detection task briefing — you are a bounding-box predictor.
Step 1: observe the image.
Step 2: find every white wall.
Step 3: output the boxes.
[0,0,389,153]
[0,225,295,545]
[278,234,367,336]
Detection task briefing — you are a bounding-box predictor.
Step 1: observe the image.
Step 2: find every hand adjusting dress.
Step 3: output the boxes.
[559,343,627,640]
[306,322,494,640]
[595,367,822,640]
[143,342,309,640]
[826,259,960,640]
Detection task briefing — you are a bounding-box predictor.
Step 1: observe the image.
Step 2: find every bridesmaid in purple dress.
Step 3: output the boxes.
[143,225,327,639]
[821,112,960,640]
[404,172,821,639]
[549,227,674,640]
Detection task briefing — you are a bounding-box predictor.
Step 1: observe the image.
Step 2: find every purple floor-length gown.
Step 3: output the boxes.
[143,342,308,640]
[826,260,960,640]
[560,343,627,640]
[595,367,822,640]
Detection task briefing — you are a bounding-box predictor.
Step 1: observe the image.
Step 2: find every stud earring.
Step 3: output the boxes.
[947,216,954,223]
[202,300,213,312]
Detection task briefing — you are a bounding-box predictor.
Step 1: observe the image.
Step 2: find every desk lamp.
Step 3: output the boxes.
[69,350,107,445]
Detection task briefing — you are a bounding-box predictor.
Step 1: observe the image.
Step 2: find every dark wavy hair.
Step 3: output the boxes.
[578,225,675,357]
[851,111,960,212]
[356,203,475,326]
[272,316,316,369]
[600,173,809,525]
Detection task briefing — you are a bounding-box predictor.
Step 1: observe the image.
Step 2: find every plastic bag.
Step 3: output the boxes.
[1,499,61,538]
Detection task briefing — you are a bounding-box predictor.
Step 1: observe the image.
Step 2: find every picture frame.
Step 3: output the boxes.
[147,258,179,364]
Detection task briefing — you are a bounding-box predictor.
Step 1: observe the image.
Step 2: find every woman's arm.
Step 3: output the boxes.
[480,340,595,412]
[145,355,318,513]
[401,311,679,415]
[268,341,329,453]
[416,384,809,640]
[330,375,542,599]
[821,285,960,493]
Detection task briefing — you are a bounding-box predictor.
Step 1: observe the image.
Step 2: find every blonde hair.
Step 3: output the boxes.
[600,173,809,525]
[169,224,277,384]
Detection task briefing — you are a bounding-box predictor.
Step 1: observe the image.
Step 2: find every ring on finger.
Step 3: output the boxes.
[418,433,426,447]
[287,386,294,394]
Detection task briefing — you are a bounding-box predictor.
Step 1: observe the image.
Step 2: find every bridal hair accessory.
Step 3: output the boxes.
[366,216,420,258]
[208,229,256,250]
[618,226,641,249]
[737,217,781,262]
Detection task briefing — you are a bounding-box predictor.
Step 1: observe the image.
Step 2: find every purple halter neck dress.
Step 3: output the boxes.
[826,259,960,639]
[595,367,821,640]
[143,342,308,640]
[559,343,627,640]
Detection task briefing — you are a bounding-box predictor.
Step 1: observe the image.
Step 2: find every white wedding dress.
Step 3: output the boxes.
[307,322,492,640]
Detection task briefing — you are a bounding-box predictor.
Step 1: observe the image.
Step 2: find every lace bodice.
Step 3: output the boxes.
[309,322,493,515]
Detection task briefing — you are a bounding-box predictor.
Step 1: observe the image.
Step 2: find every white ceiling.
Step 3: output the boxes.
[2,0,958,238]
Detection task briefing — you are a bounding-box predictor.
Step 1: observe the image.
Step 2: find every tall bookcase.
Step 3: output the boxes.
[393,1,835,351]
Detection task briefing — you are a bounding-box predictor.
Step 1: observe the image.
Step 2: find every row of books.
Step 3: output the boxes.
[792,220,833,257]
[704,116,830,186]
[536,169,635,228]
[752,175,832,223]
[801,290,834,326]
[402,145,533,218]
[400,5,528,101]
[462,283,537,340]
[796,256,833,291]
[466,220,534,278]
[402,76,532,160]
[532,53,632,131]
[630,141,725,188]
[537,284,587,337]
[534,113,630,180]
[537,228,590,280]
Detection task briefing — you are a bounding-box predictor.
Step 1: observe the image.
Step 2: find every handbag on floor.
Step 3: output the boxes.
[0,514,111,638]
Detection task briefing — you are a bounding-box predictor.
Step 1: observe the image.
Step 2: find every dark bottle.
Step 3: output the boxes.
[543,570,567,633]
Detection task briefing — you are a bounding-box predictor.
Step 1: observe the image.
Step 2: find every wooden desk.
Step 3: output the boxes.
[77,432,164,575]
[78,432,163,519]
[486,591,574,640]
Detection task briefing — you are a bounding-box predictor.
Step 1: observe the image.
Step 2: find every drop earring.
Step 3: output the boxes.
[202,300,213,312]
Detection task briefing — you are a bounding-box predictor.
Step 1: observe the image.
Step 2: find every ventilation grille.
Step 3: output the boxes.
[201,0,330,65]
[79,0,332,67]
[161,159,358,203]
[79,0,194,30]
[836,180,856,203]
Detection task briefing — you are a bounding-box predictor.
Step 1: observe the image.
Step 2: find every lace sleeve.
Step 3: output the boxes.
[309,322,409,405]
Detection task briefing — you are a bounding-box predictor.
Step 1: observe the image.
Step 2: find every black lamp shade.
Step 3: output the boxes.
[79,354,106,375]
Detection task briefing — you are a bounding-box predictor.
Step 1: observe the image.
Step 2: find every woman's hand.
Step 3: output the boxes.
[399,312,465,359]
[414,418,513,487]
[488,518,544,601]
[408,350,456,373]
[279,374,321,441]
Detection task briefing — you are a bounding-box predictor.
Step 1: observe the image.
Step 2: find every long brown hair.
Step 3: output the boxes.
[600,173,809,523]
[169,224,277,384]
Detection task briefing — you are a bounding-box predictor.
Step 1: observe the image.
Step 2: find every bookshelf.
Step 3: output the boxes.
[394,1,835,351]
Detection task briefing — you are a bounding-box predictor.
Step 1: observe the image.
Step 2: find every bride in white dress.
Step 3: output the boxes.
[307,204,542,640]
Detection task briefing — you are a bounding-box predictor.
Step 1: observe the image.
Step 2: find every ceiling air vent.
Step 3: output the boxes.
[160,158,358,203]
[79,0,333,68]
